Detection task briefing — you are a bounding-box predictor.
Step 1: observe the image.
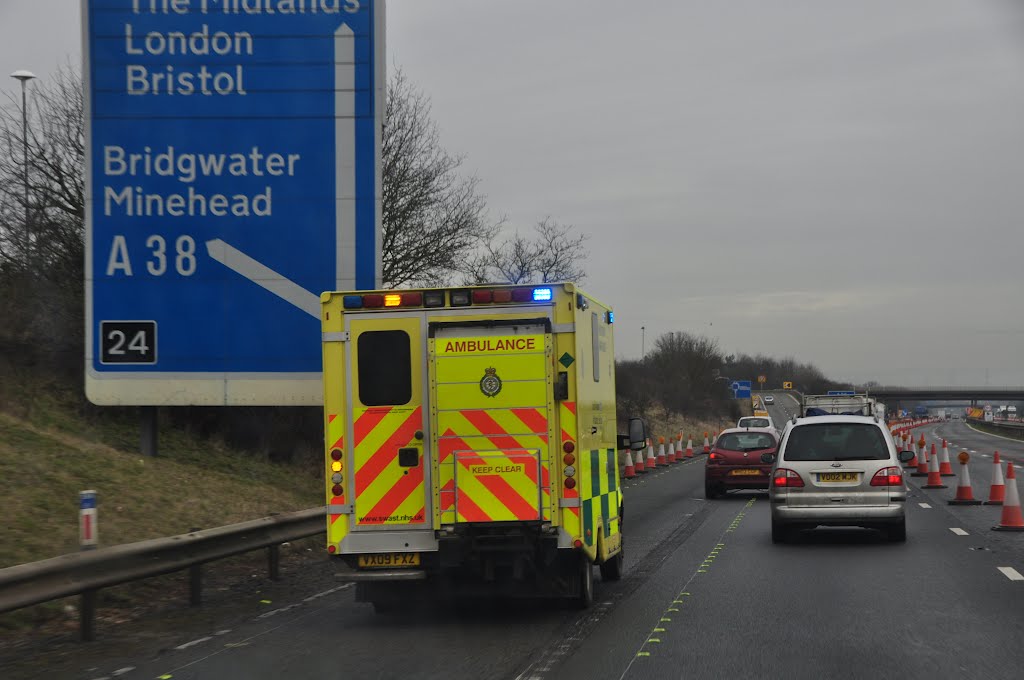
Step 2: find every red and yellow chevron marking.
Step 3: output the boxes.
[352,406,426,526]
[437,410,550,523]
[559,402,580,523]
[326,413,347,525]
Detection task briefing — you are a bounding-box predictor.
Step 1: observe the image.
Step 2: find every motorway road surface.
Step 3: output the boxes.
[8,393,1024,680]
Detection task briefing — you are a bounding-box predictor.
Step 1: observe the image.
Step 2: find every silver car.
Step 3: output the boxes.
[767,415,915,543]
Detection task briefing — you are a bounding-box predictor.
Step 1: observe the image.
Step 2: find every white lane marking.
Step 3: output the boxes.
[982,454,990,458]
[966,421,1024,443]
[175,636,213,651]
[970,450,977,454]
[919,503,932,509]
[997,567,1024,581]
[303,583,351,603]
[112,669,135,677]
[949,528,969,536]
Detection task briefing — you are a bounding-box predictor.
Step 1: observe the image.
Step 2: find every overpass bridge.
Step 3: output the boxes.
[865,387,1024,404]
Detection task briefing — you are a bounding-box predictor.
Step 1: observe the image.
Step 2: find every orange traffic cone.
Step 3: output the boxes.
[922,445,948,489]
[623,448,636,478]
[685,438,694,458]
[667,441,676,464]
[984,452,1005,505]
[911,443,929,477]
[703,432,710,454]
[992,463,1024,532]
[902,433,917,468]
[656,437,667,465]
[634,447,646,474]
[948,453,981,505]
[646,442,658,469]
[938,441,954,477]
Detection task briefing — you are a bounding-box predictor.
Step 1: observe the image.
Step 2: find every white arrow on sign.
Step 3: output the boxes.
[205,239,320,319]
[206,24,357,321]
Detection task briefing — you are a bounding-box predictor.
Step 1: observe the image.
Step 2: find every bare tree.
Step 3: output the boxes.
[463,217,589,284]
[381,69,494,287]
[0,62,84,273]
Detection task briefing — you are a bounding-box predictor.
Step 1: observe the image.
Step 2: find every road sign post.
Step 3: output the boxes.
[84,1,385,406]
[80,490,98,550]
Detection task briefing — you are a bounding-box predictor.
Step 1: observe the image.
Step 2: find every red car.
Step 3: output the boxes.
[705,428,779,498]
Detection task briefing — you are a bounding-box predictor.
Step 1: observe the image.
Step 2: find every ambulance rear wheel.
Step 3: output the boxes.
[573,554,594,609]
[599,543,624,582]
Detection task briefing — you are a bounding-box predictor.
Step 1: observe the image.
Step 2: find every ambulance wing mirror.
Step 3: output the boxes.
[627,417,648,450]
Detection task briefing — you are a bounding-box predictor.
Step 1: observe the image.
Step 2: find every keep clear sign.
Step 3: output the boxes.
[84,0,385,406]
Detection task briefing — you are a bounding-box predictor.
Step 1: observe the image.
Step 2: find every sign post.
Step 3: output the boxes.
[79,490,98,550]
[84,0,385,406]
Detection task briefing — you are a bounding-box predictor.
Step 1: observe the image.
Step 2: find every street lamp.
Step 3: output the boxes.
[641,326,646,360]
[10,70,36,261]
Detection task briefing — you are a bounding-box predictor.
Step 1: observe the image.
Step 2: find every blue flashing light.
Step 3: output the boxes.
[342,295,364,309]
[607,311,615,324]
[532,287,553,302]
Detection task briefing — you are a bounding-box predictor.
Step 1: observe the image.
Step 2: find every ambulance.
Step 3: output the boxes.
[320,283,634,610]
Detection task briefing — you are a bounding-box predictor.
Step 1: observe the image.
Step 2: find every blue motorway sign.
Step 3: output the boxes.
[84,0,384,405]
[730,380,752,400]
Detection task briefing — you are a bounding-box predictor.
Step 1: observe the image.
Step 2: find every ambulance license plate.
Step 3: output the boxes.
[358,552,420,569]
[729,469,760,476]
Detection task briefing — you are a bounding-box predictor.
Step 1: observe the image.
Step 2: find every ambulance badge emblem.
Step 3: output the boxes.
[480,367,502,397]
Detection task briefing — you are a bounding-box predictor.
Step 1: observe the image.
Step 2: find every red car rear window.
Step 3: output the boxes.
[717,432,775,451]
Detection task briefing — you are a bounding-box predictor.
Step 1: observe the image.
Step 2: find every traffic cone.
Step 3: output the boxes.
[634,447,646,474]
[911,442,929,477]
[646,442,657,469]
[685,438,694,458]
[903,435,918,469]
[948,453,981,505]
[984,452,1005,505]
[667,441,676,464]
[922,446,947,489]
[623,448,636,478]
[656,437,667,466]
[938,441,954,477]
[703,432,710,454]
[992,463,1024,532]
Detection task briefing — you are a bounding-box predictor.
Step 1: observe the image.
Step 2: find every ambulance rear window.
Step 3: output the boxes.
[358,330,412,406]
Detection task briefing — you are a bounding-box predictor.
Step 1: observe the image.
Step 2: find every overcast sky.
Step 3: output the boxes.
[2,1,1023,386]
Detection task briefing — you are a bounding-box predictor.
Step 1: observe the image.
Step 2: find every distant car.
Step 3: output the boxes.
[767,415,915,543]
[737,415,777,435]
[763,395,775,404]
[705,428,779,499]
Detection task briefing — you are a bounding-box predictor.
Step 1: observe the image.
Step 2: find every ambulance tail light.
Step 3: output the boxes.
[492,289,513,303]
[511,288,533,303]
[472,290,493,304]
[423,291,445,308]
[450,290,471,306]
[384,294,402,307]
[362,294,384,308]
[342,295,363,309]
[564,477,577,490]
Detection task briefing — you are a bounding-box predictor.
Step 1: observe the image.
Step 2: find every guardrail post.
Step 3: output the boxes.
[80,589,97,641]
[189,527,202,605]
[268,544,280,581]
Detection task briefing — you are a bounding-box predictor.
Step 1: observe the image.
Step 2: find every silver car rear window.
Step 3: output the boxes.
[740,418,770,428]
[784,423,888,461]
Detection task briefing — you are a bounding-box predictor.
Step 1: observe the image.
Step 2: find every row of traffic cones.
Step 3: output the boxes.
[623,432,708,479]
[910,439,1024,532]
